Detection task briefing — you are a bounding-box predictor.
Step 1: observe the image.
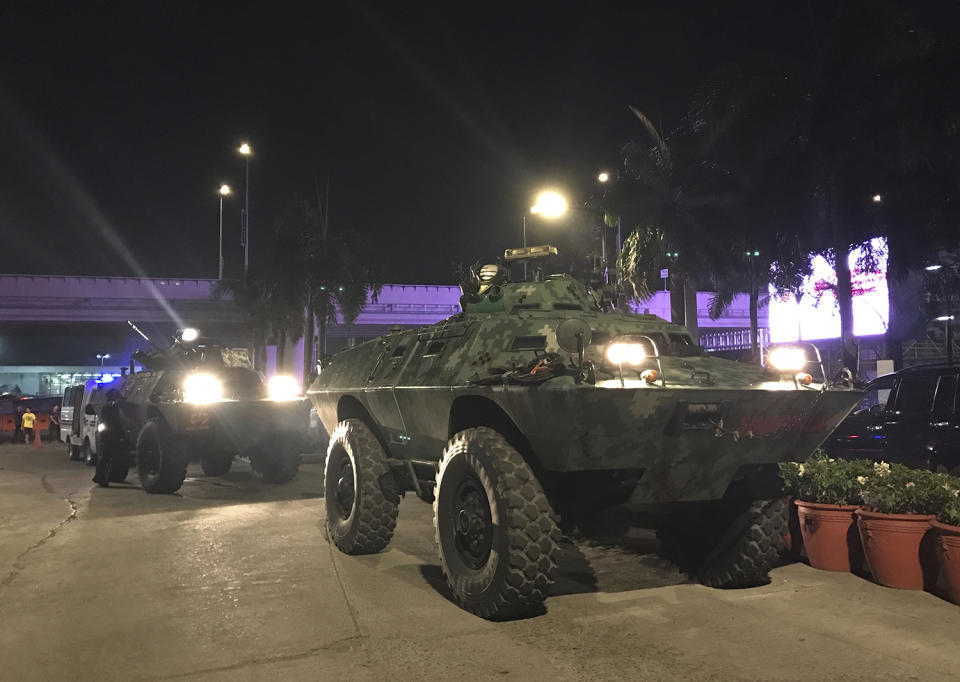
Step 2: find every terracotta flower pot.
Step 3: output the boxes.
[856,509,935,590]
[795,500,862,572]
[931,521,960,605]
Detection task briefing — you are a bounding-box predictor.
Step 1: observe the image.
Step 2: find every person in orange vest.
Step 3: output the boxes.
[21,407,36,445]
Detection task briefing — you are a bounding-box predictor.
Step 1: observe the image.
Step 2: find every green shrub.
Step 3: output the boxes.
[934,473,960,527]
[860,463,955,516]
[778,453,873,506]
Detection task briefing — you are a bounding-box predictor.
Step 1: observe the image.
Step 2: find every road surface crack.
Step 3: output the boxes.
[151,634,364,680]
[0,494,79,603]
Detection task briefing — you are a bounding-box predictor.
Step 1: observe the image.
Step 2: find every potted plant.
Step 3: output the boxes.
[930,475,960,604]
[857,463,952,590]
[779,454,872,572]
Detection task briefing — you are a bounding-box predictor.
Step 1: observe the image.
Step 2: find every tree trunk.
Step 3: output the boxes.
[669,273,684,325]
[317,297,329,364]
[683,277,699,344]
[834,239,857,372]
[303,287,315,387]
[749,279,760,364]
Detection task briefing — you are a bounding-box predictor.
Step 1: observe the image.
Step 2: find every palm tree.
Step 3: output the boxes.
[614,107,736,340]
[213,196,381,385]
[687,1,959,370]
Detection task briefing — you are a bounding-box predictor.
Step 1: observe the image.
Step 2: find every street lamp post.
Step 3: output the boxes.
[96,353,110,367]
[238,143,252,277]
[218,184,232,280]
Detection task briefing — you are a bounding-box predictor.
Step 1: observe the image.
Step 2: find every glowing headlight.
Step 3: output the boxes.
[97,422,107,432]
[606,342,646,366]
[183,373,223,403]
[181,327,199,342]
[268,375,300,401]
[768,347,807,371]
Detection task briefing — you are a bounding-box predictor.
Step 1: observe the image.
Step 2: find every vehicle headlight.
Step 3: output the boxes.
[768,347,807,371]
[268,375,300,401]
[97,422,107,432]
[606,338,647,366]
[183,373,223,403]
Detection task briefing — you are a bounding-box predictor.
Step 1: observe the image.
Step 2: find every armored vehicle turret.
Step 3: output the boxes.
[307,246,862,620]
[96,324,309,493]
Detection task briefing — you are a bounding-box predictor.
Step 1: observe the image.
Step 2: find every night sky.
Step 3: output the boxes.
[0,2,890,284]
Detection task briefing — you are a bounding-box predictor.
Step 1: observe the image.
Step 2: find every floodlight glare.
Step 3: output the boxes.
[219,184,232,196]
[768,347,807,371]
[268,375,300,401]
[181,328,199,342]
[183,373,223,404]
[606,341,646,366]
[598,172,610,183]
[531,191,568,219]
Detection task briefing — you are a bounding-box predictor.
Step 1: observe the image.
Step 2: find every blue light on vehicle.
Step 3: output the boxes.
[96,373,115,383]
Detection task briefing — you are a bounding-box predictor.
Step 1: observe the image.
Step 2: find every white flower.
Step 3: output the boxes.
[954,490,959,498]
[857,476,867,485]
[905,482,916,489]
[798,464,806,476]
[874,461,891,476]
[828,458,835,463]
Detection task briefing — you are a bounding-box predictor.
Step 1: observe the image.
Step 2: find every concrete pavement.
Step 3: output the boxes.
[2,442,959,681]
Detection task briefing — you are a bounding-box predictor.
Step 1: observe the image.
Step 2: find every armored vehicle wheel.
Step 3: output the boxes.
[324,419,399,554]
[136,421,187,494]
[255,435,301,484]
[434,427,561,620]
[67,441,82,462]
[658,498,790,589]
[201,453,233,477]
[699,498,790,588]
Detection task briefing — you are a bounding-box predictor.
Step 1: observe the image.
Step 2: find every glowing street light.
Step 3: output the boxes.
[96,353,110,367]
[872,194,883,203]
[598,172,610,183]
[217,184,232,280]
[238,142,252,277]
[530,190,569,219]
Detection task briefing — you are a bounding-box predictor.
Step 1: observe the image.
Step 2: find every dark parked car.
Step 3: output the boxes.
[827,364,960,474]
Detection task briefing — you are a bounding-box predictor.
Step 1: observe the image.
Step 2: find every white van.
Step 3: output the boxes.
[61,377,124,465]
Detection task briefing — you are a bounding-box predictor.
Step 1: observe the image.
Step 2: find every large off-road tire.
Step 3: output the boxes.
[136,420,188,494]
[95,431,130,484]
[434,427,561,620]
[700,498,790,588]
[254,435,301,484]
[201,453,234,477]
[324,419,399,554]
[658,498,790,589]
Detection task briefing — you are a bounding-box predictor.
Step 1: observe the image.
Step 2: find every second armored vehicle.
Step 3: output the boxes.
[308,246,863,619]
[97,325,310,493]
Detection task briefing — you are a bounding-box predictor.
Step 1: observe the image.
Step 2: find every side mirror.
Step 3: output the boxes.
[85,404,97,415]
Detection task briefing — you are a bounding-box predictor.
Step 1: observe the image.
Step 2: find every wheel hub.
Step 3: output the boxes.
[335,458,355,520]
[453,477,493,569]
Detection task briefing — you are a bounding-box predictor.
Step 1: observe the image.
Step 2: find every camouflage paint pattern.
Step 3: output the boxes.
[308,271,863,503]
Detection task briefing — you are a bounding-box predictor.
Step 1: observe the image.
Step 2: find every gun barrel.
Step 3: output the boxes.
[127,321,161,350]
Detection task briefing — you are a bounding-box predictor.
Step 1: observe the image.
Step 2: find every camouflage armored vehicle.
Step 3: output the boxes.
[307,246,863,619]
[97,324,310,493]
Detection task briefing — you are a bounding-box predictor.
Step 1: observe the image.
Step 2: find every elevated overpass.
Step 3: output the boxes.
[0,273,765,394]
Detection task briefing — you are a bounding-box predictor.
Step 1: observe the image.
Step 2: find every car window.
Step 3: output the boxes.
[853,376,896,414]
[932,374,958,414]
[893,374,938,413]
